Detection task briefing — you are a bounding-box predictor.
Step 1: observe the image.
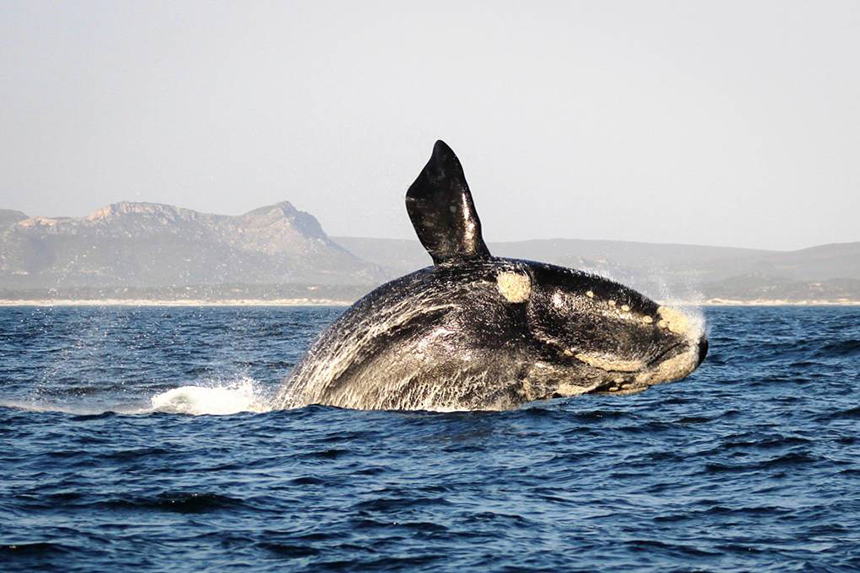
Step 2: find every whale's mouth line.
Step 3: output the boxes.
[570,342,685,375]
[646,342,684,368]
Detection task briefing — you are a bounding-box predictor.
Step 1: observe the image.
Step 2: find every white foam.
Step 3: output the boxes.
[148,377,273,415]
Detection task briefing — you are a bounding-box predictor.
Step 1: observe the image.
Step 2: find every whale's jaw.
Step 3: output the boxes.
[585,306,708,396]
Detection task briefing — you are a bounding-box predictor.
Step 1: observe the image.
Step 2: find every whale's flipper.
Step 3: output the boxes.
[406,140,491,265]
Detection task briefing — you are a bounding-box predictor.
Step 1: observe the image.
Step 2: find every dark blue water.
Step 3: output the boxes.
[1,306,859,571]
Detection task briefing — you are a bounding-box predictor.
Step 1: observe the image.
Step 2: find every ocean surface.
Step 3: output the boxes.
[1,305,859,572]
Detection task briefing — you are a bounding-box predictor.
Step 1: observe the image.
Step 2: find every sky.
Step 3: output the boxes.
[0,0,858,251]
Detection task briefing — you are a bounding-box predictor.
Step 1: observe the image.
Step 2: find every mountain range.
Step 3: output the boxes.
[1,201,858,303]
[0,202,383,291]
[335,237,860,303]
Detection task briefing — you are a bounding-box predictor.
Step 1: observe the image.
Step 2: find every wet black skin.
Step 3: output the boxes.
[274,141,707,411]
[276,257,703,410]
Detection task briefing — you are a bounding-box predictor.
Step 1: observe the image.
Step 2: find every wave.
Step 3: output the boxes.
[816,339,860,357]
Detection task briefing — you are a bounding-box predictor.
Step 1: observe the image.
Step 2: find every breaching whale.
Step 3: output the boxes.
[274,141,708,411]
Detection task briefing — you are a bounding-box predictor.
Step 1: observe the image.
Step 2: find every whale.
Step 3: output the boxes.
[274,141,708,411]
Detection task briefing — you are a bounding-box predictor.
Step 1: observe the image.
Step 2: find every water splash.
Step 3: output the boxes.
[147,377,273,415]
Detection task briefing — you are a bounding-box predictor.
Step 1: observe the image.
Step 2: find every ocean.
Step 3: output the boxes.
[1,305,859,571]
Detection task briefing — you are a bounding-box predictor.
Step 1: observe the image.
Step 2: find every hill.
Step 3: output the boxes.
[1,201,857,304]
[333,236,860,303]
[0,202,384,290]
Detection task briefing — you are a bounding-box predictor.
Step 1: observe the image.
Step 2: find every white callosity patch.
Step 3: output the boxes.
[574,352,644,373]
[634,347,697,388]
[497,271,531,303]
[657,306,704,338]
[554,380,599,398]
[624,305,706,390]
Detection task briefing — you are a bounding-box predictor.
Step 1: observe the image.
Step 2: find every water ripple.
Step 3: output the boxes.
[2,306,860,571]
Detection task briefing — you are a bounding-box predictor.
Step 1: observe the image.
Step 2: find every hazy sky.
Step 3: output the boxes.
[1,1,858,250]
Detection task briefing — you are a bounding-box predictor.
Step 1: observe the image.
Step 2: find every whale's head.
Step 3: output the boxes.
[407,140,707,402]
[494,262,708,396]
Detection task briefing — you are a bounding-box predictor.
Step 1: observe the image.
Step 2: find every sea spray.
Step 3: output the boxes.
[148,377,273,415]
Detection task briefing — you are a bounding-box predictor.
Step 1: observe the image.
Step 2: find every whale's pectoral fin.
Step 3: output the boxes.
[406,140,491,265]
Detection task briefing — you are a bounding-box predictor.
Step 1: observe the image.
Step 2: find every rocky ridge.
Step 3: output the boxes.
[0,202,384,288]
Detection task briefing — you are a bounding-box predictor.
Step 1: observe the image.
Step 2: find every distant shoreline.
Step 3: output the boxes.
[0,298,355,307]
[1,298,859,308]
